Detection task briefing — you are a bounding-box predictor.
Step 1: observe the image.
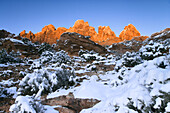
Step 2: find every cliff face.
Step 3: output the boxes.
[20,20,145,45]
[119,24,141,41]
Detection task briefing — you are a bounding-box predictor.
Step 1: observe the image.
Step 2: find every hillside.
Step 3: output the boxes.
[0,28,169,113]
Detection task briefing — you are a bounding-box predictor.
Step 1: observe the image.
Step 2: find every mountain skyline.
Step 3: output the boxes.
[0,0,170,36]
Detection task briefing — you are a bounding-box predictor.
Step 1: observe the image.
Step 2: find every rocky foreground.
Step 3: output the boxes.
[0,28,170,113]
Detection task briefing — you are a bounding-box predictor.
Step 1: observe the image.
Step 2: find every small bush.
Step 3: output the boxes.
[122,51,142,67]
[40,50,71,65]
[18,67,75,96]
[10,96,45,113]
[127,91,170,113]
[140,42,169,60]
[0,49,23,64]
[78,50,97,62]
[38,42,53,54]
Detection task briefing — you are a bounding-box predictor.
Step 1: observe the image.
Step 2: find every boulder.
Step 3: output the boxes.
[42,92,100,113]
[56,32,107,55]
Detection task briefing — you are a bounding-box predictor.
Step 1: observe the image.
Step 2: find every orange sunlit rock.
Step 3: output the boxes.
[19,20,146,45]
[119,24,141,41]
[66,20,97,41]
[97,26,117,42]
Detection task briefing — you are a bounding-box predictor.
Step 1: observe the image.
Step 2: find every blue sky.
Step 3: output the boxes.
[0,0,170,36]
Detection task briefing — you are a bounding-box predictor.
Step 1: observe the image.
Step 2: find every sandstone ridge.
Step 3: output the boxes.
[20,20,145,45]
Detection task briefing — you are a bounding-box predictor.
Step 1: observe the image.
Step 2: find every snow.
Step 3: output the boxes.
[6,37,170,113]
[47,54,170,113]
[154,97,162,109]
[0,79,19,86]
[44,105,59,113]
[4,38,25,44]
[165,102,170,112]
[10,96,37,113]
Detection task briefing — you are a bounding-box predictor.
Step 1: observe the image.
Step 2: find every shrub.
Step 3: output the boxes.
[122,51,142,67]
[78,50,98,62]
[10,96,45,113]
[40,50,71,65]
[38,42,53,54]
[126,91,170,113]
[0,49,23,63]
[18,67,75,96]
[140,42,169,60]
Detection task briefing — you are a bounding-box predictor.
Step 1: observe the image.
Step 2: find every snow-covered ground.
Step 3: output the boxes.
[0,33,169,113]
[46,55,170,113]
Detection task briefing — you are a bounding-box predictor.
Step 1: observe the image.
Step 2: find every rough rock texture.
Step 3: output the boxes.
[132,36,149,41]
[19,20,145,45]
[0,30,38,58]
[20,30,35,41]
[20,25,67,44]
[56,32,107,55]
[109,39,144,55]
[42,92,100,113]
[18,20,117,44]
[97,26,117,42]
[0,29,15,38]
[151,28,170,38]
[67,20,97,41]
[109,28,170,55]
[119,24,141,41]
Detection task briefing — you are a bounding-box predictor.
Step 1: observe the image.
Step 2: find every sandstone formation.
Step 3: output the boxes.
[109,28,170,55]
[56,32,107,55]
[132,36,149,41]
[151,28,170,38]
[20,25,67,44]
[42,92,100,113]
[119,24,141,41]
[20,30,35,41]
[19,20,145,45]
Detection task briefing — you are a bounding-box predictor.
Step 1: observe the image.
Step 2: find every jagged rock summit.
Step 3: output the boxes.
[119,24,141,41]
[20,20,145,45]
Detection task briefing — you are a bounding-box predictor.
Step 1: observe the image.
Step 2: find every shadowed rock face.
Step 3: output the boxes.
[109,28,170,55]
[56,32,107,55]
[42,92,100,113]
[0,30,15,38]
[19,20,145,45]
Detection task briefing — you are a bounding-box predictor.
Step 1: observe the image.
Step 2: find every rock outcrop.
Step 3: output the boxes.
[109,28,170,55]
[19,20,145,45]
[132,36,149,41]
[56,32,107,55]
[20,25,67,44]
[0,29,15,38]
[42,92,100,113]
[119,24,141,41]
[20,30,35,41]
[151,28,170,38]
